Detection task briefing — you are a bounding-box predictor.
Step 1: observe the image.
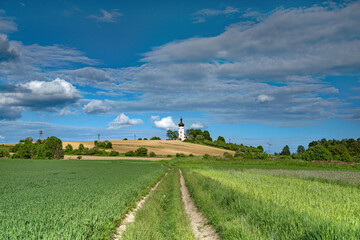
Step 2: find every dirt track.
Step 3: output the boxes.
[63,140,235,156]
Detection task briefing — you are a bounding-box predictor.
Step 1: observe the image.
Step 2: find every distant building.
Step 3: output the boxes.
[178,117,187,141]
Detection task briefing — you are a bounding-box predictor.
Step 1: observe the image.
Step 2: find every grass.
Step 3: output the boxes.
[170,156,360,171]
[183,168,360,239]
[0,159,166,239]
[122,168,196,240]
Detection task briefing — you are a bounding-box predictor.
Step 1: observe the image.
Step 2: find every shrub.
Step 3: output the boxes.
[125,151,135,156]
[195,135,205,142]
[109,150,119,156]
[223,152,233,159]
[138,138,142,140]
[150,136,161,140]
[77,156,82,160]
[189,154,194,157]
[176,153,186,158]
[64,144,73,153]
[0,149,10,158]
[202,153,210,159]
[149,152,156,157]
[123,138,128,140]
[306,145,332,161]
[78,144,85,151]
[135,147,148,156]
[144,138,148,140]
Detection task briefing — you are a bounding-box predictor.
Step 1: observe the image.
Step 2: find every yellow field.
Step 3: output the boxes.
[62,140,235,156]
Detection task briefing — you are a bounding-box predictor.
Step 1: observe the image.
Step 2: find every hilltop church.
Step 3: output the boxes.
[178,117,187,141]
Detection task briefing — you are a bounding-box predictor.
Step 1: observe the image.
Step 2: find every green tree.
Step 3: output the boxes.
[297,145,305,154]
[150,136,161,140]
[307,145,332,161]
[257,145,264,152]
[217,136,226,143]
[341,150,353,162]
[44,136,63,159]
[78,144,85,151]
[195,135,205,142]
[280,145,290,155]
[166,130,178,140]
[64,144,73,153]
[135,147,148,156]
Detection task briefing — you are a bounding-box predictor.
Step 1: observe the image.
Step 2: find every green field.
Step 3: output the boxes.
[0,159,166,239]
[183,167,360,239]
[2,156,360,239]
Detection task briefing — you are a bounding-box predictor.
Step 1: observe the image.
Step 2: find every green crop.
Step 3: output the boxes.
[0,159,166,239]
[183,168,360,239]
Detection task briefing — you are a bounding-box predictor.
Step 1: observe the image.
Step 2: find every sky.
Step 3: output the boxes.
[0,0,359,153]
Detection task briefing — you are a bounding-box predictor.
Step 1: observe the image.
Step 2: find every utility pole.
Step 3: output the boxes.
[39,130,43,141]
[134,134,136,140]
[267,143,272,158]
[97,134,100,142]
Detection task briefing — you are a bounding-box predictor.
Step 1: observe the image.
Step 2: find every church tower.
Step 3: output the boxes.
[178,117,186,141]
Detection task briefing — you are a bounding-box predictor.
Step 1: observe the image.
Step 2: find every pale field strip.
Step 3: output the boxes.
[113,170,170,240]
[179,169,219,240]
[63,155,171,161]
[63,140,235,156]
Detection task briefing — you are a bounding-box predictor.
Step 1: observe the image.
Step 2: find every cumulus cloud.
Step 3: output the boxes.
[257,94,274,103]
[0,78,81,119]
[0,135,4,139]
[193,6,239,23]
[150,115,160,121]
[89,9,123,23]
[190,122,207,129]
[83,100,110,114]
[0,34,18,62]
[108,113,143,129]
[58,107,77,116]
[153,116,177,130]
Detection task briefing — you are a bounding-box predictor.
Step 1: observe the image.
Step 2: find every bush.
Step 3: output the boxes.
[135,147,148,156]
[64,144,73,154]
[123,138,128,140]
[109,150,119,156]
[306,145,332,161]
[0,149,10,158]
[176,153,185,158]
[149,152,156,157]
[125,151,135,156]
[202,153,210,159]
[150,136,161,140]
[223,152,233,159]
[77,155,82,160]
[189,154,194,157]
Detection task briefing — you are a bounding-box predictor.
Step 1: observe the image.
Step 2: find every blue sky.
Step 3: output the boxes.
[0,0,359,153]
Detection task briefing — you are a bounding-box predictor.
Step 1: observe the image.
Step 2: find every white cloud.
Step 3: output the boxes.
[190,122,207,129]
[193,6,239,23]
[0,11,17,33]
[108,113,143,129]
[59,107,77,116]
[150,115,160,121]
[83,100,110,114]
[153,116,177,130]
[0,135,4,139]
[257,94,274,103]
[89,9,123,23]
[0,78,80,119]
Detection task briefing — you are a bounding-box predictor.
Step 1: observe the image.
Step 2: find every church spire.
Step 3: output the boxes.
[179,117,184,127]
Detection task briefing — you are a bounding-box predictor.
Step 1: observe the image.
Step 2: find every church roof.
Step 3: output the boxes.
[178,117,184,127]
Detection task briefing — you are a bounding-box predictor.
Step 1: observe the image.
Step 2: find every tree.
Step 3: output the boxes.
[195,135,205,141]
[44,136,63,159]
[150,136,161,140]
[123,138,128,140]
[217,136,226,143]
[135,147,148,156]
[280,145,290,155]
[307,145,332,161]
[341,150,353,162]
[297,145,305,154]
[257,145,264,152]
[65,144,73,153]
[25,137,33,143]
[166,130,178,140]
[308,141,318,148]
[78,144,85,151]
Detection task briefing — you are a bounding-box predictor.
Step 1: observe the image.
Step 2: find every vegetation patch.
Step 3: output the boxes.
[0,159,166,239]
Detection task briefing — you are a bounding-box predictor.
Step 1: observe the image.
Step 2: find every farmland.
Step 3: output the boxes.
[62,140,235,156]
[1,155,360,239]
[0,159,166,239]
[182,167,360,239]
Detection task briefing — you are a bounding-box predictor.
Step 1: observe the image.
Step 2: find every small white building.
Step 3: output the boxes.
[178,117,187,141]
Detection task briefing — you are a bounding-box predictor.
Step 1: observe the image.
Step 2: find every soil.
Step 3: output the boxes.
[113,171,169,240]
[179,169,219,240]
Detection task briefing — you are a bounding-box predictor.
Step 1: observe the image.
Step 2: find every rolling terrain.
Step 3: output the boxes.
[63,140,235,156]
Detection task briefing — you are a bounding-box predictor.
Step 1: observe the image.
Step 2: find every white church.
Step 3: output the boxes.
[178,117,187,141]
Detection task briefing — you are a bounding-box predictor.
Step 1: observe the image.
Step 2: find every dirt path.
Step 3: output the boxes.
[179,169,219,240]
[113,171,169,240]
